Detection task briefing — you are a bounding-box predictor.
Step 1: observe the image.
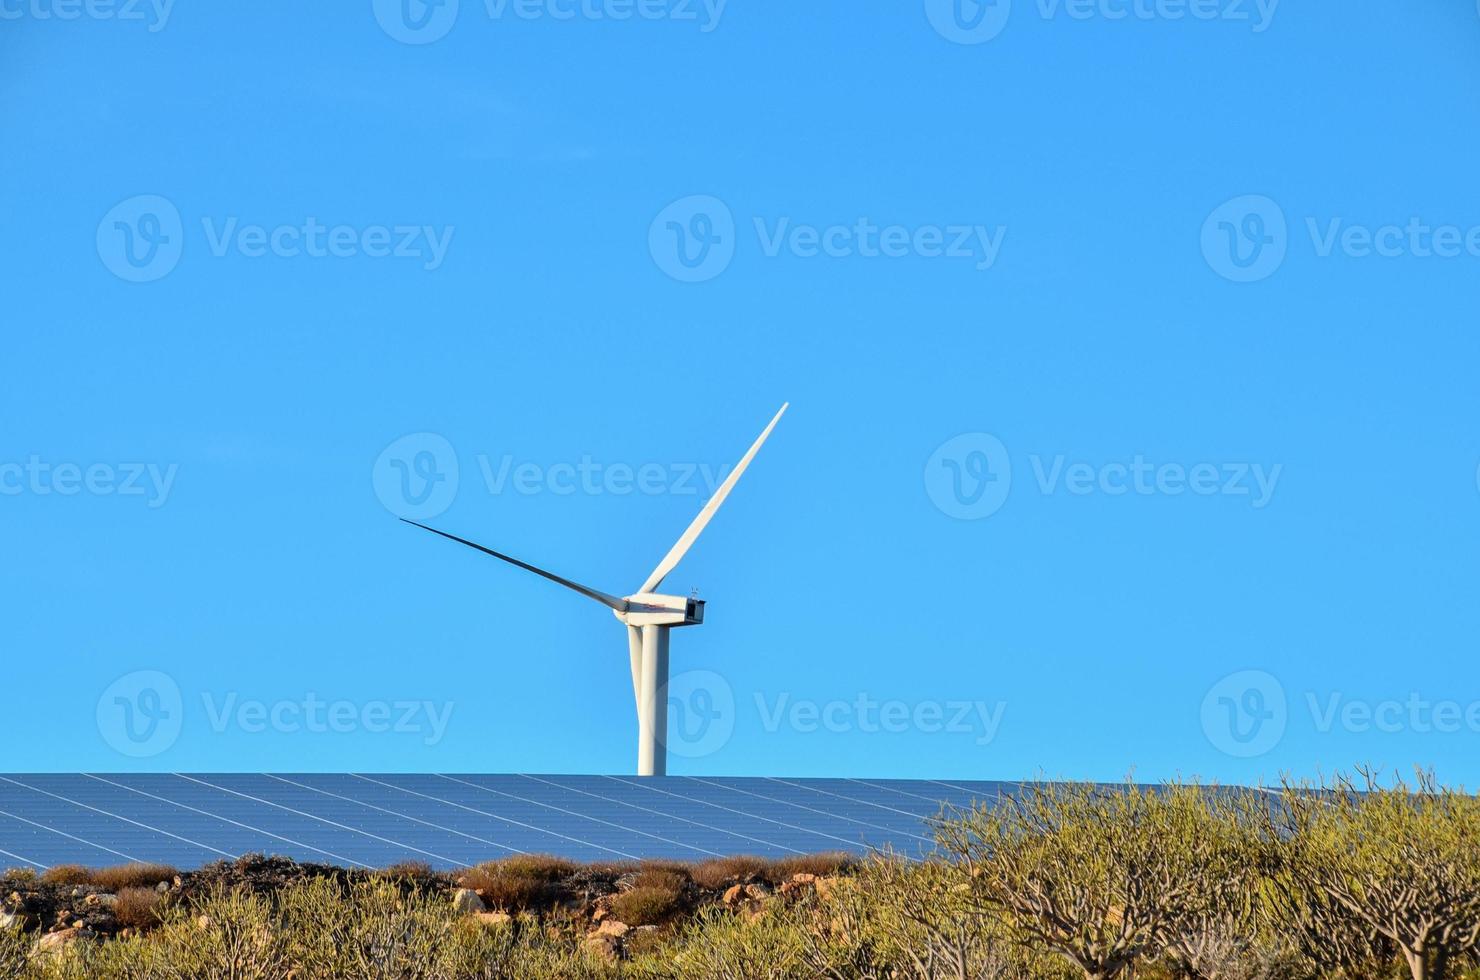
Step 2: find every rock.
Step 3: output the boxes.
[195,914,211,932]
[779,873,817,896]
[595,919,629,938]
[35,926,83,956]
[172,875,183,888]
[85,893,118,909]
[472,911,511,928]
[0,911,30,929]
[743,882,771,901]
[156,881,169,893]
[722,884,745,905]
[584,932,620,962]
[451,888,486,914]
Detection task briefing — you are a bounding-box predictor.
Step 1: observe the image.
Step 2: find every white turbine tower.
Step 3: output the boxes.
[402,404,787,776]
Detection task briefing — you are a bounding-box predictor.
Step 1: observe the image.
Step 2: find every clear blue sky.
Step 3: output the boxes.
[4,2,1480,786]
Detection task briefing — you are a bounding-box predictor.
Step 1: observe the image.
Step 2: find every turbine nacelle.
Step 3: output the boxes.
[616,593,704,628]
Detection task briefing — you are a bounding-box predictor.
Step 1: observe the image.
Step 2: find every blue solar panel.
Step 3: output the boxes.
[0,774,1006,870]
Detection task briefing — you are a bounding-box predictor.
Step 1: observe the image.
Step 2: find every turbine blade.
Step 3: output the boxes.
[401,519,627,612]
[638,403,787,595]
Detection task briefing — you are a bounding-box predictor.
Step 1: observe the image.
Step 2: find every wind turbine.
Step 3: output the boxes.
[401,404,787,776]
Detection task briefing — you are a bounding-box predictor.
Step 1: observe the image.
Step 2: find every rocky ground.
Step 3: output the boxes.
[0,852,850,962]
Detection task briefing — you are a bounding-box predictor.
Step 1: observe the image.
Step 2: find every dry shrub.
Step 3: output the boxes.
[378,860,434,879]
[690,855,768,890]
[494,854,576,881]
[460,857,572,912]
[91,862,177,892]
[632,868,687,894]
[608,885,681,926]
[459,853,579,912]
[769,851,856,880]
[2,867,37,885]
[40,863,93,886]
[638,858,692,878]
[113,886,166,930]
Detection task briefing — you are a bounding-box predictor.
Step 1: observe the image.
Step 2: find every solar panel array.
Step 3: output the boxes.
[0,774,1007,871]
